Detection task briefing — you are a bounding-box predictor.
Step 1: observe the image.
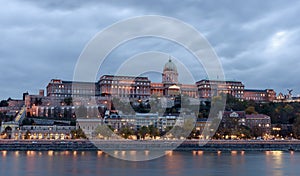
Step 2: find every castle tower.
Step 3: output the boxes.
[162,58,178,84]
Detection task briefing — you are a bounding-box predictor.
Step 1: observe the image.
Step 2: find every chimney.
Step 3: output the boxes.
[39,89,45,97]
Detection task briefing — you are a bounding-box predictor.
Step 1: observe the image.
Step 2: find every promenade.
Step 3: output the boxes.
[1,139,300,151]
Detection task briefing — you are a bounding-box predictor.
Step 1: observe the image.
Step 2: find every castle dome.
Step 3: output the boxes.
[163,58,177,73]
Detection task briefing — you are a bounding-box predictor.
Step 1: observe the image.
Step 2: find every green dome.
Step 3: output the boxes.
[164,59,177,72]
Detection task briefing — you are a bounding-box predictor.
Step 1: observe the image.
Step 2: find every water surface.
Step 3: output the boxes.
[0,150,298,176]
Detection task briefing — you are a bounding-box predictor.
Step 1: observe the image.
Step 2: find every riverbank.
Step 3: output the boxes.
[1,139,300,151]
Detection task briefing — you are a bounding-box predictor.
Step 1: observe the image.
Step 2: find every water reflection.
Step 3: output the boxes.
[145,150,149,156]
[165,151,184,176]
[27,151,36,156]
[2,150,7,157]
[48,150,54,156]
[0,151,299,176]
[265,151,283,176]
[231,150,238,156]
[97,151,103,156]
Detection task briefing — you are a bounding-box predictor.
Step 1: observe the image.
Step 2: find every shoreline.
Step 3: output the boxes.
[1,139,300,151]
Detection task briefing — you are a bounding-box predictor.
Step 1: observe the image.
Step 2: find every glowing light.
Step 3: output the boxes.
[129,151,137,155]
[198,151,203,155]
[48,151,54,156]
[97,151,103,156]
[231,151,238,155]
[165,150,173,156]
[27,151,36,156]
[2,151,7,157]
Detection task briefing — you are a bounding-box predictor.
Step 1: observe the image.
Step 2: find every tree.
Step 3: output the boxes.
[283,104,295,124]
[71,128,87,139]
[251,126,263,138]
[198,101,210,118]
[245,106,257,115]
[138,126,149,139]
[119,126,134,139]
[22,118,35,125]
[168,126,185,139]
[225,94,247,111]
[24,130,31,139]
[93,124,114,139]
[112,97,135,114]
[293,114,300,138]
[148,125,159,139]
[63,97,73,106]
[160,126,173,136]
[0,100,8,107]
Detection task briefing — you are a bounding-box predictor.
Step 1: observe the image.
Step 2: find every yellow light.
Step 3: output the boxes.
[231,151,238,155]
[198,151,203,155]
[97,151,103,156]
[2,151,7,157]
[48,151,54,156]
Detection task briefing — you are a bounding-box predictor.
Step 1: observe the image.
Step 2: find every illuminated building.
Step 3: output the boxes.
[46,79,97,100]
[196,80,245,100]
[98,75,151,99]
[244,89,276,102]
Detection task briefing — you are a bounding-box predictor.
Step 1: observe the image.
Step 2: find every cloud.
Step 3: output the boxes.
[1,0,300,99]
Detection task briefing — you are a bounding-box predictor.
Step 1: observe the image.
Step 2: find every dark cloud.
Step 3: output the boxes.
[1,0,300,99]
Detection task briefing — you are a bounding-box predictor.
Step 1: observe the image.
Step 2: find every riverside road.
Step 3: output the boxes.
[1,139,300,151]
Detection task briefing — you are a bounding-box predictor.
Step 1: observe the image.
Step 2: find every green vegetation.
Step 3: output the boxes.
[194,93,300,139]
[93,124,115,139]
[71,128,87,139]
[0,100,8,107]
[0,112,14,124]
[63,97,73,106]
[119,126,134,139]
[24,130,31,139]
[198,94,300,125]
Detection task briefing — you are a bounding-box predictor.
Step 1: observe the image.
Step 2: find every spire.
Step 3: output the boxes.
[169,55,172,62]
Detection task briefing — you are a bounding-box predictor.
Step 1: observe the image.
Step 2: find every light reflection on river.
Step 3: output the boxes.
[0,150,299,176]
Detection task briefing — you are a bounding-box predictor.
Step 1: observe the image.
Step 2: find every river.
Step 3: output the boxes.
[0,150,299,176]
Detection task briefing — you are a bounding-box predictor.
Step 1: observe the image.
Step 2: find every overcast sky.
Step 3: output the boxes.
[1,0,300,100]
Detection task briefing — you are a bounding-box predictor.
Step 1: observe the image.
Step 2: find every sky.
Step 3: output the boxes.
[1,0,300,100]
